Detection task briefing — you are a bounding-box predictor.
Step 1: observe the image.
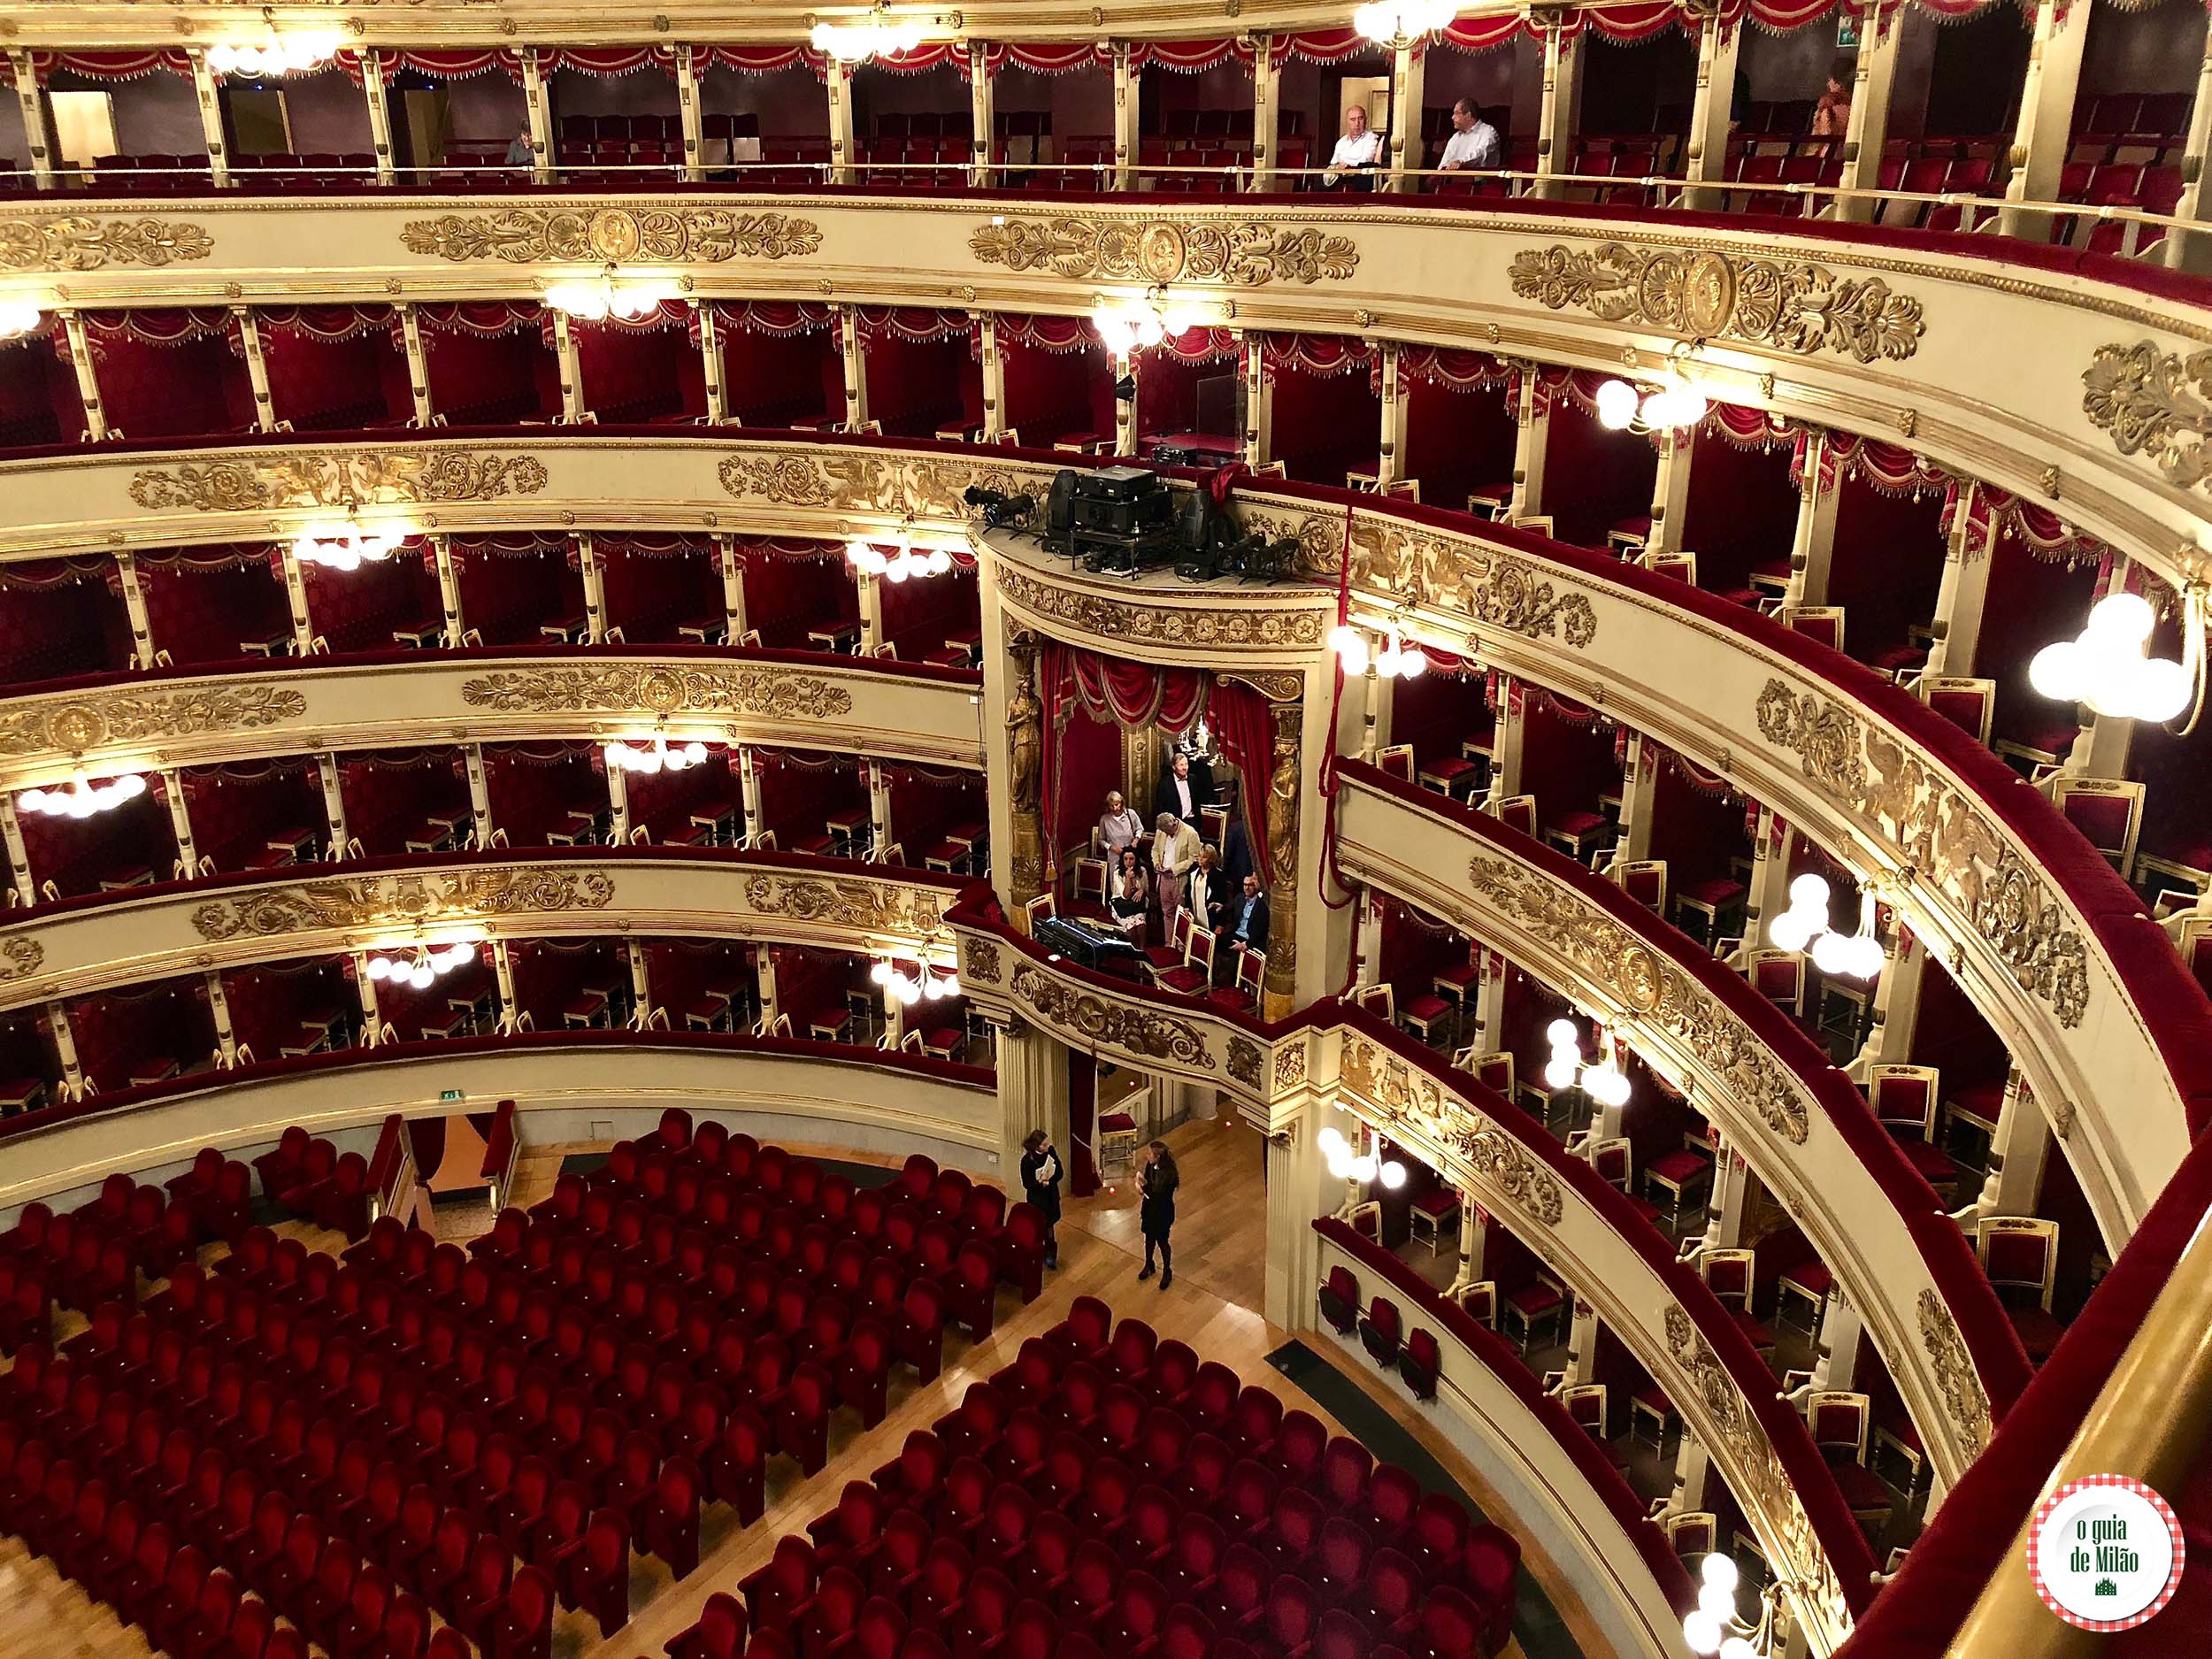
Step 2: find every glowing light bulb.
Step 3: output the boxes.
[1594,379,1639,431]
[1546,1018,1579,1048]
[1697,1584,1736,1620]
[1378,1160,1408,1190]
[1809,927,1854,976]
[366,957,391,982]
[1543,1055,1579,1091]
[871,961,892,985]
[2088,590,2156,645]
[1700,1555,1739,1594]
[1682,1611,1724,1655]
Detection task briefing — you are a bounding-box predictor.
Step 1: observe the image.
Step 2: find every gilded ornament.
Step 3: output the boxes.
[0,937,43,982]
[1463,853,1809,1145]
[0,685,305,760]
[740,872,943,935]
[1340,1035,1563,1225]
[0,215,213,272]
[1274,1043,1307,1090]
[963,939,1003,985]
[460,664,853,721]
[1341,519,1596,647]
[1509,243,1924,365]
[1755,677,2091,1028]
[1010,964,1214,1068]
[190,868,615,941]
[994,567,1325,649]
[401,206,821,264]
[968,217,1357,287]
[1226,1037,1263,1090]
[129,451,548,513]
[2081,341,2212,492]
[1916,1289,1993,1458]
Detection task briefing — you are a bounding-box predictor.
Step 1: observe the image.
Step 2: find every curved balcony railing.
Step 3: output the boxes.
[1333,757,2032,1488]
[1,426,2197,1244]
[0,1025,999,1215]
[0,644,985,790]
[0,187,2202,587]
[1314,1218,1697,1659]
[0,845,963,1013]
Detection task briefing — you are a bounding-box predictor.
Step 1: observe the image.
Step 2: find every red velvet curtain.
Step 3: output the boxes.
[0,332,80,448]
[482,743,603,846]
[135,550,290,666]
[738,541,852,647]
[338,749,466,855]
[596,537,719,641]
[83,312,247,440]
[301,541,438,652]
[879,565,978,661]
[1209,677,1275,894]
[68,977,213,1093]
[754,751,861,845]
[182,760,323,872]
[18,787,177,898]
[257,305,405,431]
[1000,334,1116,448]
[221,959,349,1061]
[450,537,580,646]
[569,305,703,421]
[0,559,127,685]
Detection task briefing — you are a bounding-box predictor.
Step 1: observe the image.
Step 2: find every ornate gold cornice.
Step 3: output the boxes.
[1755,679,2091,1027]
[0,215,213,273]
[739,872,947,937]
[1917,1287,1994,1458]
[1009,962,1216,1068]
[995,565,1326,649]
[128,450,548,513]
[1320,513,1600,647]
[188,867,615,941]
[402,205,821,265]
[0,685,304,760]
[969,218,1356,287]
[0,937,42,982]
[1509,243,1926,365]
[718,449,1029,518]
[1340,1032,1565,1225]
[1462,852,1809,1144]
[461,664,853,721]
[2082,340,2212,494]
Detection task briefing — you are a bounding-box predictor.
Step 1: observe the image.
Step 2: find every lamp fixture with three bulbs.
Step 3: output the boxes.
[1542,1018,1632,1108]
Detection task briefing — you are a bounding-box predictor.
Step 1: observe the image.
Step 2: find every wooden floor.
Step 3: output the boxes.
[0,1115,1609,1659]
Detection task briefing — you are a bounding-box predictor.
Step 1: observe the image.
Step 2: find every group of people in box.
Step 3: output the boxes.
[1095,748,1270,972]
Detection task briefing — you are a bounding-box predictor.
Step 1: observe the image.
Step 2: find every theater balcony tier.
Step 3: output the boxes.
[0,191,2205,591]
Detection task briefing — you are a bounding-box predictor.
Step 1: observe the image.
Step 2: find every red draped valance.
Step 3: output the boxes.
[548,298,690,342]
[863,40,964,75]
[1701,402,1797,451]
[336,48,526,85]
[1142,326,1242,365]
[996,314,1100,357]
[254,303,395,344]
[1260,334,1377,382]
[695,300,834,339]
[1793,429,1954,499]
[1395,345,1518,393]
[536,45,668,76]
[1048,643,1210,733]
[735,536,844,562]
[449,533,569,557]
[1125,38,1241,73]
[847,307,974,345]
[0,557,107,592]
[27,50,194,84]
[1435,15,1532,52]
[590,533,713,558]
[1233,28,1384,68]
[1943,481,2112,568]
[134,544,275,574]
[701,43,830,79]
[78,308,230,352]
[410,300,542,339]
[976,42,1111,77]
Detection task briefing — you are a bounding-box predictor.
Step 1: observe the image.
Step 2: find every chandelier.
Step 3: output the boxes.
[206,34,342,76]
[810,6,926,63]
[1683,1554,1762,1658]
[1767,873,1884,980]
[2028,589,2197,726]
[365,939,480,991]
[1542,1018,1632,1108]
[1353,1,1459,48]
[1318,1121,1409,1189]
[0,300,41,342]
[604,736,708,776]
[847,536,953,584]
[18,773,147,819]
[1594,375,1709,434]
[1091,288,1204,356]
[871,958,960,1006]
[292,518,411,572]
[1328,623,1427,679]
[544,268,680,323]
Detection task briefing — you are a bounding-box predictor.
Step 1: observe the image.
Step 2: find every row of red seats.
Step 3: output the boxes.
[663,1301,1517,1659]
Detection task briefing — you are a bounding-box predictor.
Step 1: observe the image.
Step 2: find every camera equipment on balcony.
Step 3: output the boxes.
[961,485,1037,532]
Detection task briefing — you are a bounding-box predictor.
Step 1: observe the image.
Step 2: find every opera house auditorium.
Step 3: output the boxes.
[0,2,2208,1656]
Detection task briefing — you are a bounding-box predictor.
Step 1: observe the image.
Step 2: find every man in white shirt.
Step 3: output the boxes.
[1324,104,1384,190]
[1437,99,1501,175]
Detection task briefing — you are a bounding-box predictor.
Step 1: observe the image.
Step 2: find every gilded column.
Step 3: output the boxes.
[1113,349,1138,457]
[489,939,518,1030]
[674,45,705,182]
[715,534,749,639]
[1606,733,1658,870]
[856,568,883,656]
[360,50,397,185]
[1375,342,1405,489]
[1955,1067,2055,1231]
[1644,424,1694,558]
[968,44,995,188]
[607,762,633,844]
[464,743,494,849]
[1561,1298,1599,1385]
[1264,1103,1323,1328]
[1241,334,1270,468]
[1384,41,1424,194]
[757,946,780,1028]
[1446,1193,1486,1295]
[1506,365,1549,524]
[1785,430,1840,605]
[188,50,232,187]
[317,751,351,857]
[0,795,36,907]
[1680,9,1741,212]
[1480,676,1526,806]
[2166,36,2212,271]
[46,1002,85,1098]
[232,307,278,434]
[7,51,54,188]
[1249,36,1279,191]
[695,302,728,423]
[350,952,385,1043]
[575,532,607,641]
[1262,698,1303,1014]
[518,50,555,183]
[1847,918,1924,1080]
[159,769,201,879]
[58,310,108,442]
[1924,481,1996,676]
[430,534,465,645]
[550,311,584,423]
[396,303,434,426]
[1111,44,1138,189]
[206,972,238,1067]
[113,550,155,669]
[997,1020,1070,1194]
[2001,0,2089,238]
[1353,887,1384,987]
[737,747,764,846]
[1838,17,1900,225]
[867,761,892,856]
[1532,13,1580,202]
[1004,635,1048,918]
[976,311,1006,442]
[277,543,317,655]
[825,55,856,185]
[626,943,653,1027]
[837,306,870,431]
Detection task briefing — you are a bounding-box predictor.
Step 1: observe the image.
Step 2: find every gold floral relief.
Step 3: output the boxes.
[402,206,821,264]
[0,937,44,982]
[1340,1034,1565,1225]
[461,664,853,722]
[1010,963,1215,1068]
[739,872,945,936]
[1916,1289,1993,1458]
[129,451,548,513]
[995,566,1326,649]
[961,938,1003,986]
[190,868,615,941]
[1226,1036,1264,1090]
[0,215,213,272]
[969,218,1357,287]
[715,449,1036,518]
[0,686,306,760]
[1462,853,1810,1144]
[2080,340,2212,493]
[1510,243,1924,365]
[1340,518,1597,647]
[1755,677,2091,1027]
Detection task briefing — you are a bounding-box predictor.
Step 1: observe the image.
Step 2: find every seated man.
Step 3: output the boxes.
[1223,872,1270,964]
[1436,99,1502,177]
[1324,104,1385,191]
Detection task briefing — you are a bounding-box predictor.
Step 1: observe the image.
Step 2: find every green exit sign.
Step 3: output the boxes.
[440,1089,465,1102]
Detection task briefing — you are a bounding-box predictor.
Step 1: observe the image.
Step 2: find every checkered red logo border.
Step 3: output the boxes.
[2026,1473,2184,1632]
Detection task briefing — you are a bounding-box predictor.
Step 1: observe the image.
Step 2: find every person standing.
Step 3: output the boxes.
[1153,812,1201,928]
[1019,1128,1064,1270]
[1096,790,1147,862]
[1137,1140,1179,1289]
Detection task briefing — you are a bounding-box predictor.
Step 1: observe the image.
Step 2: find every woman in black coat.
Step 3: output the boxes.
[1019,1128,1064,1270]
[1136,1140,1179,1289]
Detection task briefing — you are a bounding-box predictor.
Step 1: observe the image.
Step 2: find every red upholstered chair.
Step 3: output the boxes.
[1867,1064,1958,1198]
[2049,775,2146,880]
[1745,949,1804,1018]
[1375,743,1415,782]
[1317,1266,1359,1334]
[1806,1390,1895,1532]
[1641,1142,1713,1222]
[1398,1330,1440,1402]
[1979,1216,2063,1363]
[1780,604,1844,653]
[741,1535,819,1637]
[1916,675,1996,743]
[1357,1296,1402,1367]
[667,1591,749,1659]
[1500,1276,1564,1353]
[1491,795,1538,840]
[1464,1525,1519,1652]
[1700,1249,1773,1353]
